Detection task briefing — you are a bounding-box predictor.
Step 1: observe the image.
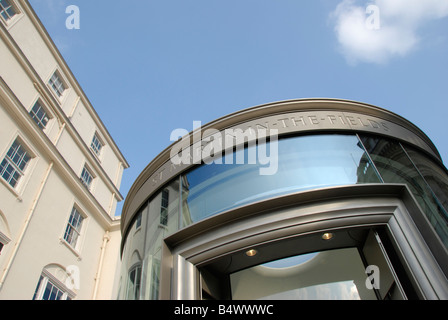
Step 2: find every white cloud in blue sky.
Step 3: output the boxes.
[332,0,448,65]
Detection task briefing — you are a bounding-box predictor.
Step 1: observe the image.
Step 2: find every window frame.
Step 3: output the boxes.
[80,164,94,190]
[29,99,52,130]
[32,271,75,300]
[135,211,142,230]
[160,189,169,226]
[0,138,33,189]
[90,132,104,159]
[0,230,10,256]
[47,70,68,100]
[63,206,85,250]
[0,0,18,23]
[126,263,142,300]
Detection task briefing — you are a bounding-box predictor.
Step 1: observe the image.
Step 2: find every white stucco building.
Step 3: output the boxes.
[0,0,129,299]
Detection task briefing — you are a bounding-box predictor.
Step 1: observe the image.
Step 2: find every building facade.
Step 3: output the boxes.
[0,0,129,299]
[120,99,448,300]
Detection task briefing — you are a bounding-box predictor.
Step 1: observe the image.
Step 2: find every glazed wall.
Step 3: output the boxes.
[118,133,448,300]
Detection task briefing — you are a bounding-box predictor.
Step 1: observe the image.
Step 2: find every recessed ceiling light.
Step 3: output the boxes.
[245,249,258,257]
[322,232,334,240]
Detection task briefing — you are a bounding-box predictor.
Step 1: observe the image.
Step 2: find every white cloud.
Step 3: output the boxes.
[331,0,448,65]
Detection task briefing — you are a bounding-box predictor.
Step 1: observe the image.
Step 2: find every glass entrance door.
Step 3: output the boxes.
[200,228,412,300]
[230,247,374,300]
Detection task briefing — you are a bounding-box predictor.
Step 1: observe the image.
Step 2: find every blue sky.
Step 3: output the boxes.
[28,0,448,216]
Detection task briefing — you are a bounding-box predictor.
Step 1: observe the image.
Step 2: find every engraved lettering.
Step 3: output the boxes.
[367,119,380,129]
[256,122,269,130]
[327,115,337,124]
[346,116,358,126]
[279,118,289,128]
[309,115,319,125]
[159,168,165,181]
[291,116,306,126]
[358,117,370,127]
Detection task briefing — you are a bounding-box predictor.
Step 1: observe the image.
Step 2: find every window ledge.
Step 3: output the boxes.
[0,176,22,201]
[59,238,82,261]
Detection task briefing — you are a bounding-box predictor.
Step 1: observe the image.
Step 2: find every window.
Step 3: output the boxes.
[126,264,142,300]
[160,189,169,226]
[80,165,93,189]
[0,139,31,188]
[48,71,66,97]
[183,134,381,224]
[63,207,84,249]
[33,274,73,300]
[0,231,9,256]
[29,100,50,130]
[0,0,17,21]
[135,211,142,229]
[90,133,103,157]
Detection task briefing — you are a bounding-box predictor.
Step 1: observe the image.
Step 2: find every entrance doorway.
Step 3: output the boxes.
[200,228,414,300]
[162,185,448,300]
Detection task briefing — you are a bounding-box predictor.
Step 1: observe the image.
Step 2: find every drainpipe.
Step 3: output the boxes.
[0,162,54,289]
[92,231,110,299]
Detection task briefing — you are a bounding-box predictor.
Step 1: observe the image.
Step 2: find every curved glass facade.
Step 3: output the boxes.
[118,132,448,300]
[182,134,381,223]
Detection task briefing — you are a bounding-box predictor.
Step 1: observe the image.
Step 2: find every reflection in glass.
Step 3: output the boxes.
[360,135,448,247]
[262,252,318,268]
[126,264,141,300]
[182,134,381,224]
[119,179,180,300]
[405,146,448,215]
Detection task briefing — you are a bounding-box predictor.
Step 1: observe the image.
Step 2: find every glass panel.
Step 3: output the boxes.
[80,166,93,188]
[182,134,381,224]
[64,208,83,247]
[0,159,12,183]
[30,102,49,129]
[119,178,180,300]
[405,146,448,215]
[360,135,448,247]
[91,134,102,155]
[43,281,64,300]
[126,265,141,300]
[230,248,376,300]
[1,139,31,188]
[0,0,16,20]
[32,276,43,300]
[6,140,31,172]
[49,73,65,97]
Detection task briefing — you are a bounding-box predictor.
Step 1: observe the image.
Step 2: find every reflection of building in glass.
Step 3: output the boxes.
[119,99,448,300]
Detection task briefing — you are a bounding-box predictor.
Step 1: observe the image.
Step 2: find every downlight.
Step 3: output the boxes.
[245,249,258,257]
[321,232,334,241]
